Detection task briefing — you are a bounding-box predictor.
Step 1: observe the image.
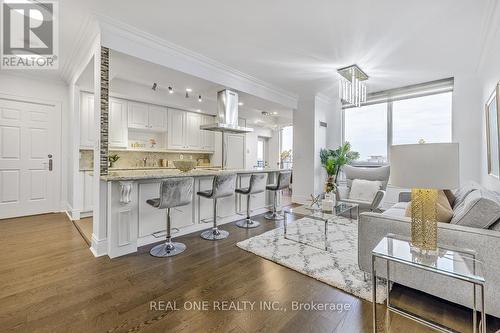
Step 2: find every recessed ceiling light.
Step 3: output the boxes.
[168,86,173,94]
[272,111,278,115]
[186,88,192,92]
[198,95,202,102]
[196,109,201,112]
[238,102,244,106]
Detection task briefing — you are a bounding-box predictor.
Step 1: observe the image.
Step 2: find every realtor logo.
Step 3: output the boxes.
[1,0,59,69]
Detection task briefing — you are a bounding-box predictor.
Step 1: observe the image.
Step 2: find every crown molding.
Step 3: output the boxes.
[60,16,100,84]
[95,14,298,109]
[476,0,500,72]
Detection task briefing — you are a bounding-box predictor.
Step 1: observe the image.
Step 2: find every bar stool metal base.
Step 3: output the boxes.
[150,241,186,257]
[264,212,284,220]
[236,219,260,228]
[200,228,229,240]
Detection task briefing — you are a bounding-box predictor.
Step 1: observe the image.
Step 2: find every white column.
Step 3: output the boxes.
[292,94,342,203]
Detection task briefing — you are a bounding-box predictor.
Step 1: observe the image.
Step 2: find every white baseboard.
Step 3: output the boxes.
[90,234,108,257]
[63,202,82,221]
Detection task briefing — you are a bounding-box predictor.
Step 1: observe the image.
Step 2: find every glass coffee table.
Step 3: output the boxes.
[372,234,485,333]
[282,202,359,251]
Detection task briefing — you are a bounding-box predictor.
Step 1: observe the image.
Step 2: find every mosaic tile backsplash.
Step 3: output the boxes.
[80,150,212,170]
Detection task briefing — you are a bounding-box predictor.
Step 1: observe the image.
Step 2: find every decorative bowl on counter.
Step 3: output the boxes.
[173,160,197,172]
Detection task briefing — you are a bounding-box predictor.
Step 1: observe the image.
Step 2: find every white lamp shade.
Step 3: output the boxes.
[390,143,460,189]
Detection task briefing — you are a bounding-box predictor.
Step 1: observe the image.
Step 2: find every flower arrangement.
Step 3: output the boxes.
[108,154,120,168]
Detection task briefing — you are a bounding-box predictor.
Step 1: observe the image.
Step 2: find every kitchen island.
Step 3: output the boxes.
[98,168,288,258]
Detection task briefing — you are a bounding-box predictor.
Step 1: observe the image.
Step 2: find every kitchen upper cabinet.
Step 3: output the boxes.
[167,109,206,150]
[128,102,167,131]
[185,112,202,150]
[127,102,149,129]
[80,92,95,149]
[109,98,128,148]
[167,109,186,149]
[201,115,215,151]
[149,105,167,131]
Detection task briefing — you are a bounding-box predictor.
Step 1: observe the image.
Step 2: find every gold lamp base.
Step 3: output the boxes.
[410,188,438,253]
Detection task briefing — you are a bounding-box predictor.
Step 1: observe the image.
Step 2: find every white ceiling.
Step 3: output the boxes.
[24,1,499,97]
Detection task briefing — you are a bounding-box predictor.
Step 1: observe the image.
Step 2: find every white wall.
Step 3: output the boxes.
[478,8,500,192]
[0,72,70,211]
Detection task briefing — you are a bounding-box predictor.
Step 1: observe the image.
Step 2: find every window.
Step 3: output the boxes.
[342,79,453,165]
[280,125,293,169]
[393,92,452,145]
[257,138,264,167]
[344,103,388,163]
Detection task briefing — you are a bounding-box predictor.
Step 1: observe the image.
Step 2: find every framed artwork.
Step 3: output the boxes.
[486,82,500,178]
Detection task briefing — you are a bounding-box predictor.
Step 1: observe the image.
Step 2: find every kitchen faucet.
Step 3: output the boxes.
[142,156,148,167]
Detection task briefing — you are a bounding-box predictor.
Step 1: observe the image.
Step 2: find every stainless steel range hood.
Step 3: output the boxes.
[200,89,253,133]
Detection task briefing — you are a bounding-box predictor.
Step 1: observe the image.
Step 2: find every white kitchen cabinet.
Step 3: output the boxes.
[127,102,149,129]
[167,109,206,150]
[201,115,215,151]
[128,102,167,131]
[149,105,167,131]
[138,182,193,237]
[83,171,93,213]
[80,92,95,149]
[167,109,186,149]
[109,98,128,148]
[185,112,202,150]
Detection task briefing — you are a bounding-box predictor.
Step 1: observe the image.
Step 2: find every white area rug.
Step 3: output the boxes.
[236,216,387,303]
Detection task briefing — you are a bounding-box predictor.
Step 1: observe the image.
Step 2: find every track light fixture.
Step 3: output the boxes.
[152,83,158,91]
[168,86,173,94]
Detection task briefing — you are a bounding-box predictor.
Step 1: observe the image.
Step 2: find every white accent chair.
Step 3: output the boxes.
[337,165,390,212]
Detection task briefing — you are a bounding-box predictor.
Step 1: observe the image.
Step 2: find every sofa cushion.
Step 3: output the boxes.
[451,188,500,228]
[349,179,382,202]
[404,190,453,223]
[382,202,408,218]
[452,181,481,208]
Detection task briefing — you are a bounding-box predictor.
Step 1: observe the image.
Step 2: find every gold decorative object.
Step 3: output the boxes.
[173,160,197,172]
[410,188,438,252]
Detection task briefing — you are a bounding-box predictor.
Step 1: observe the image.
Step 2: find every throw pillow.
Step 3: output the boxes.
[404,190,453,223]
[349,179,382,202]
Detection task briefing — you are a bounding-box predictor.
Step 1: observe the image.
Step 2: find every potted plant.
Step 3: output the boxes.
[320,142,359,195]
[108,154,120,168]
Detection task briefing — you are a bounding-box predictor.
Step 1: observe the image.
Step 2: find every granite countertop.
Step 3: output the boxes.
[79,166,220,172]
[100,167,288,181]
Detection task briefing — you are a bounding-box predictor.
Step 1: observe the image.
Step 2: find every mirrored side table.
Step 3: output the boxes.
[371,234,485,333]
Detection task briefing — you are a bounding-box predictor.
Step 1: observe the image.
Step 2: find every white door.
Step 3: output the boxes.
[127,102,149,129]
[0,98,58,219]
[225,133,245,169]
[167,109,186,149]
[109,98,128,148]
[148,105,167,131]
[185,112,202,150]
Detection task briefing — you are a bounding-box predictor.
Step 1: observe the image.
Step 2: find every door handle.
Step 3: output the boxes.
[48,154,53,171]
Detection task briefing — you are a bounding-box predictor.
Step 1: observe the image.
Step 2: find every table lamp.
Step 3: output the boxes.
[390,143,459,253]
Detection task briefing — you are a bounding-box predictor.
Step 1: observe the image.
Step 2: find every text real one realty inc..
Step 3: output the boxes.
[150,300,352,312]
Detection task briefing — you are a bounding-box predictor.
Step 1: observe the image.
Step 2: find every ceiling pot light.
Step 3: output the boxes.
[186,88,192,92]
[198,95,202,102]
[238,102,244,106]
[168,86,173,94]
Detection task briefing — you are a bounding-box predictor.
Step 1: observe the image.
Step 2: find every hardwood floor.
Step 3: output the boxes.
[1,212,499,333]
